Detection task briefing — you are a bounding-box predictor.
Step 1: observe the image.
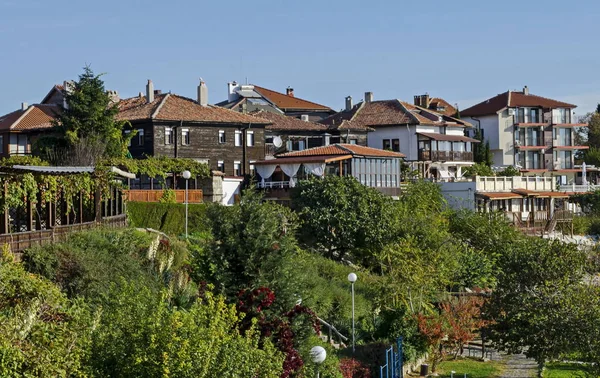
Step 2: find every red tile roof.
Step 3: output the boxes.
[0,104,59,131]
[462,91,577,117]
[320,100,472,129]
[278,143,405,158]
[250,110,329,131]
[117,93,270,124]
[477,192,523,200]
[428,98,458,117]
[254,155,350,165]
[252,85,333,111]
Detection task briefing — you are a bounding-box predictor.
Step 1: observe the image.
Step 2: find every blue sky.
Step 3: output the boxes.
[1,0,599,116]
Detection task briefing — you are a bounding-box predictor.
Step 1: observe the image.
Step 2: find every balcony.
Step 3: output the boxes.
[476,176,555,192]
[418,150,473,162]
[265,143,277,157]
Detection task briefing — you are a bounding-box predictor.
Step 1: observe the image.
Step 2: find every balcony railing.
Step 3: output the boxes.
[418,150,473,162]
[265,143,277,157]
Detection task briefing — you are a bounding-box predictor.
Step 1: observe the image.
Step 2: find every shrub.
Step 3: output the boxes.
[159,188,177,203]
[127,201,208,235]
[340,358,371,378]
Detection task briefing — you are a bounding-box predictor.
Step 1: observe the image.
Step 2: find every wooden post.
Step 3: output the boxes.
[339,160,343,177]
[79,191,83,224]
[27,196,34,231]
[94,188,102,222]
[3,182,8,234]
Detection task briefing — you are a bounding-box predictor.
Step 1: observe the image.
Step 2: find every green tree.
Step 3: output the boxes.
[291,176,396,263]
[496,165,520,177]
[46,66,131,164]
[483,238,588,376]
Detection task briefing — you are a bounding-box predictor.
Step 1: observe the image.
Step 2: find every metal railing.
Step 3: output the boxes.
[258,181,290,189]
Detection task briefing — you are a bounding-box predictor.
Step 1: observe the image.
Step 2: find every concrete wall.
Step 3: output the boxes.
[439,181,476,211]
[367,126,414,159]
[498,109,516,166]
[464,114,504,166]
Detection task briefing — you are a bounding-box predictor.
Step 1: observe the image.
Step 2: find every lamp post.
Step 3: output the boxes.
[347,272,357,353]
[310,346,326,378]
[182,170,191,238]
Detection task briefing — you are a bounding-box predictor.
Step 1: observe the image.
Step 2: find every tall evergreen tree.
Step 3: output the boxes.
[472,128,493,167]
[50,66,130,164]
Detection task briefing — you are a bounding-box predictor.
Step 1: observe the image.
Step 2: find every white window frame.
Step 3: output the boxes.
[165,127,173,145]
[217,160,224,173]
[235,130,242,147]
[137,129,144,146]
[246,130,254,147]
[219,130,226,144]
[234,160,241,176]
[182,128,190,145]
[249,160,256,175]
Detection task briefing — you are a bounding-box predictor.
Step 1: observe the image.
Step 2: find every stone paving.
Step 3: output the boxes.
[497,353,537,378]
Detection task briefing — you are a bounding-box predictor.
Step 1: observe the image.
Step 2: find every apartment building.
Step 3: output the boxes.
[461,86,588,184]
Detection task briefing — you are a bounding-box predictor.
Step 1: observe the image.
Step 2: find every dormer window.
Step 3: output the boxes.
[437,106,446,112]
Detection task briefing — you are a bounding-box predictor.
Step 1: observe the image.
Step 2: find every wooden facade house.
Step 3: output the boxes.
[117,80,271,178]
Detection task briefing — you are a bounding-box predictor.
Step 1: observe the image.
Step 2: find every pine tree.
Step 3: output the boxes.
[53,66,130,163]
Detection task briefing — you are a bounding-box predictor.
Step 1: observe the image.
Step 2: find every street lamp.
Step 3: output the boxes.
[182,170,191,238]
[310,346,326,378]
[348,272,357,353]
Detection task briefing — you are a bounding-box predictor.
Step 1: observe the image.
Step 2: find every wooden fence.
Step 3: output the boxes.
[1,214,127,259]
[123,190,203,203]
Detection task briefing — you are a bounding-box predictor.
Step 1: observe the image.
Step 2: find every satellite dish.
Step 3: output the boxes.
[273,136,283,148]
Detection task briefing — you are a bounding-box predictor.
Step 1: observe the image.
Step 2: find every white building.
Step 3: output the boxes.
[461,86,589,184]
[320,92,477,180]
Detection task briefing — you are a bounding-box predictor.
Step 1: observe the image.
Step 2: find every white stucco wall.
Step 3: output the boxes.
[445,126,465,136]
[368,126,416,160]
[222,177,243,206]
[463,114,505,166]
[497,109,516,166]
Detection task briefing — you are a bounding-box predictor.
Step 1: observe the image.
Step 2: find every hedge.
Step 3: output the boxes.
[127,202,209,236]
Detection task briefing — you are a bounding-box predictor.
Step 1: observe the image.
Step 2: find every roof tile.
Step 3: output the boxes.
[462,91,577,117]
[278,143,405,158]
[252,85,333,111]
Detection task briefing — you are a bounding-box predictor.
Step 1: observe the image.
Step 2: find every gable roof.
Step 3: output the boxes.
[117,93,270,124]
[41,84,65,105]
[0,104,60,132]
[277,143,405,158]
[250,110,329,131]
[461,90,578,117]
[428,98,458,117]
[252,85,333,111]
[320,100,472,129]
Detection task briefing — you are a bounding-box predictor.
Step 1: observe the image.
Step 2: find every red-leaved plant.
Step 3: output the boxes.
[339,358,371,378]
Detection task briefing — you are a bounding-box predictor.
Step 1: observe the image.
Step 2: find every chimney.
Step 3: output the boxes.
[523,85,529,95]
[414,94,430,108]
[138,92,144,98]
[228,81,239,102]
[146,80,154,103]
[107,90,120,104]
[345,96,353,111]
[21,102,28,110]
[286,87,294,97]
[365,92,373,103]
[301,114,309,122]
[62,80,72,109]
[198,79,208,106]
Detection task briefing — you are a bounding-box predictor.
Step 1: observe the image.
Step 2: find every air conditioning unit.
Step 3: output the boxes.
[508,108,516,116]
[515,140,521,147]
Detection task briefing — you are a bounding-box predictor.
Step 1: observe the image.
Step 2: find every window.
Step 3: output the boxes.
[124,130,131,147]
[165,127,173,145]
[9,134,28,155]
[235,130,242,146]
[218,130,226,144]
[217,160,224,173]
[182,128,190,145]
[234,161,241,176]
[249,161,256,176]
[383,139,391,150]
[392,139,400,152]
[350,139,358,145]
[246,130,254,146]
[137,129,144,146]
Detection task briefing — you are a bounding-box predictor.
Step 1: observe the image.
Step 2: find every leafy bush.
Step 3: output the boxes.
[0,261,91,377]
[89,283,284,378]
[127,201,208,235]
[159,188,177,203]
[496,165,521,177]
[23,228,161,300]
[462,163,494,177]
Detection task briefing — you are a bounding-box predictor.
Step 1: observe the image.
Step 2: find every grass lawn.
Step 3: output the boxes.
[436,357,504,378]
[544,362,590,378]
